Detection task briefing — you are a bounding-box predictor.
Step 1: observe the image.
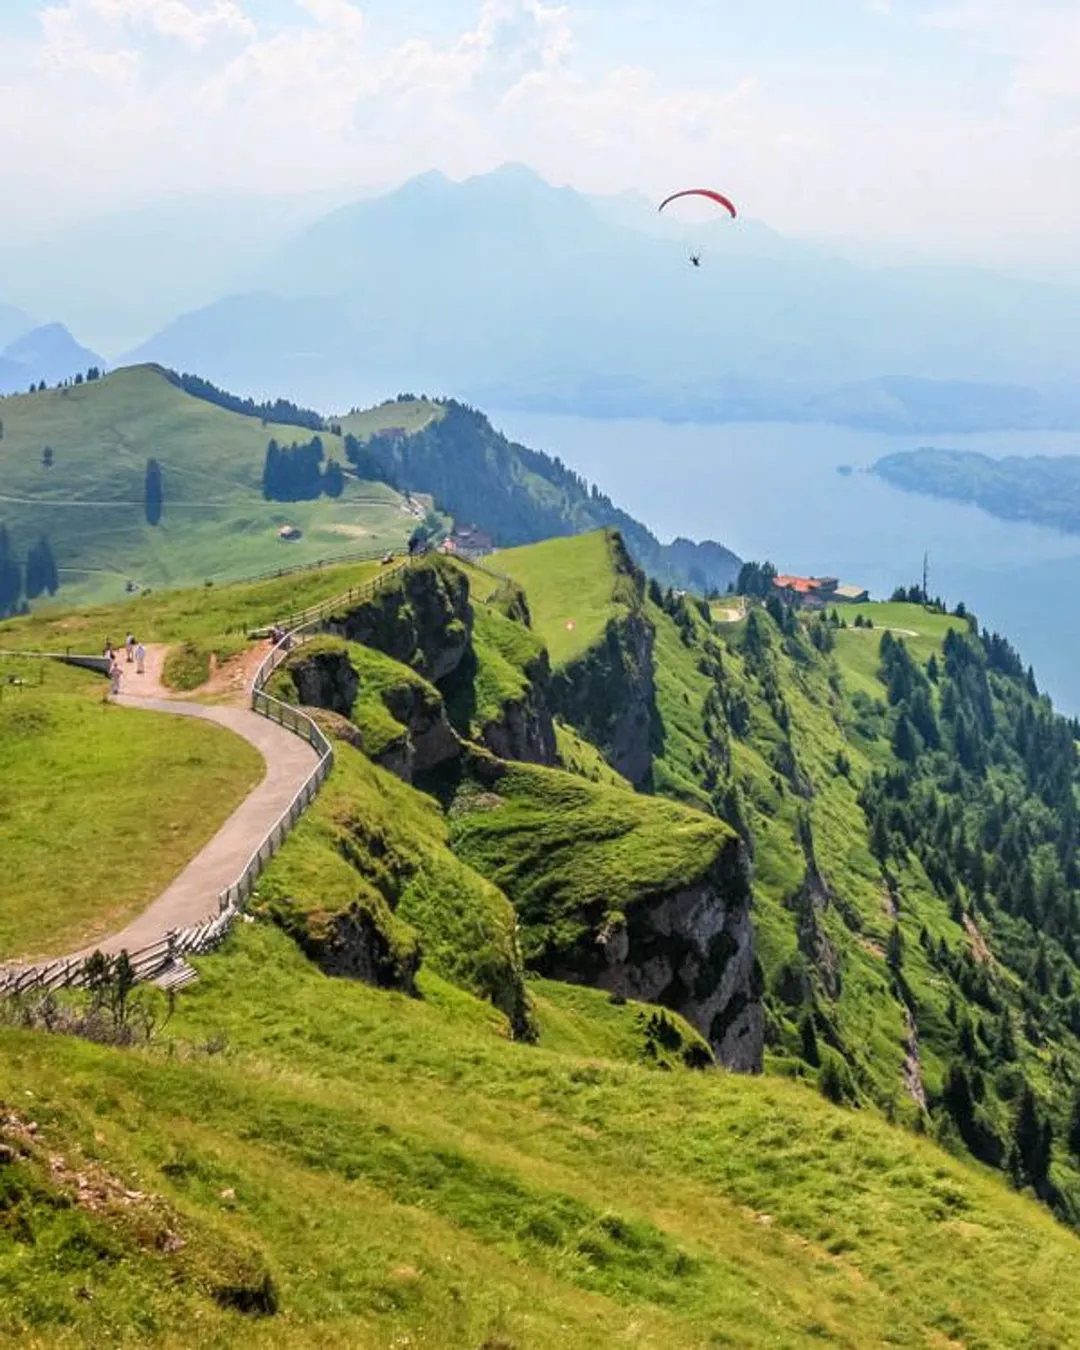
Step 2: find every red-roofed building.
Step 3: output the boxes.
[773,575,840,609]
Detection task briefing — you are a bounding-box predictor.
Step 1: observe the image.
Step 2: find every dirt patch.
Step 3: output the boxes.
[964,916,993,967]
[1,1106,184,1247]
[327,524,373,540]
[857,935,886,961]
[201,643,270,704]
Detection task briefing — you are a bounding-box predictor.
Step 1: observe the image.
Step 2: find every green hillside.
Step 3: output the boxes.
[0,655,261,960]
[0,366,412,607]
[5,924,1080,1348]
[343,398,742,593]
[8,532,1080,1342]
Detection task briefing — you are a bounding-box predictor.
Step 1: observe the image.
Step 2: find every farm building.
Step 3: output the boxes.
[773,575,868,608]
[440,525,494,561]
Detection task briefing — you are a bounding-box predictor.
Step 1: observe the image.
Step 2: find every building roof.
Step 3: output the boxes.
[774,575,821,595]
[834,584,869,600]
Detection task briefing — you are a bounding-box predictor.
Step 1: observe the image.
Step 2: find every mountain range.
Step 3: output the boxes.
[108,164,1080,430]
[4,166,1080,432]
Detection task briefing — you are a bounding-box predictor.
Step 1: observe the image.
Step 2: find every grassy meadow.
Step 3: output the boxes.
[495,531,628,667]
[0,556,389,663]
[0,656,262,959]
[0,366,413,606]
[3,922,1080,1347]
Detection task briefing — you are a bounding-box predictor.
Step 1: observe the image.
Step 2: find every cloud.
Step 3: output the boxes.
[1,0,1079,270]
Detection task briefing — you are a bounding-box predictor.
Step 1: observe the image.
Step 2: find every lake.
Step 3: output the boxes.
[489,411,1080,716]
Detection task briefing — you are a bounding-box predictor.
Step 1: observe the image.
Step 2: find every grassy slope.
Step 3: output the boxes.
[3,922,1080,1348]
[495,530,626,667]
[0,367,410,605]
[646,592,984,1110]
[337,398,444,440]
[0,556,387,662]
[494,533,989,1113]
[252,738,529,1029]
[0,656,262,959]
[450,758,733,968]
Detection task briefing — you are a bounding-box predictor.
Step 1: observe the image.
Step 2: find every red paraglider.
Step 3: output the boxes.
[658,188,737,218]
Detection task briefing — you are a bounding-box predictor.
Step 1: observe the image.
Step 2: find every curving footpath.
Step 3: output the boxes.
[1,558,409,994]
[70,694,319,962]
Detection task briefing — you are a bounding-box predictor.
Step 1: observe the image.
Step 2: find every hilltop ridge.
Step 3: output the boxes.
[0,364,739,611]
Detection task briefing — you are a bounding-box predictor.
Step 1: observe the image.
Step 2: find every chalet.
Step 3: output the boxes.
[773,574,867,608]
[446,525,494,561]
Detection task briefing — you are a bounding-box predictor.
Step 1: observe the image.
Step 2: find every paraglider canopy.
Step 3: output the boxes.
[658,189,737,219]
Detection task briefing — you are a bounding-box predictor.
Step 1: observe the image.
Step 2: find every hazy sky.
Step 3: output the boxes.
[3,0,1079,267]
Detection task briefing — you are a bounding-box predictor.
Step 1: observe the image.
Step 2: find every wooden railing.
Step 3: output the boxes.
[0,559,414,996]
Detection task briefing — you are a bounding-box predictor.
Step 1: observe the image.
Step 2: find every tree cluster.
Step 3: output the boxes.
[262,437,345,502]
[0,525,58,615]
[735,560,778,599]
[166,371,325,431]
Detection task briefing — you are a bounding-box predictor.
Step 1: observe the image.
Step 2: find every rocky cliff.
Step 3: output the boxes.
[449,752,765,1072]
[327,558,472,682]
[554,839,763,1071]
[551,610,656,789]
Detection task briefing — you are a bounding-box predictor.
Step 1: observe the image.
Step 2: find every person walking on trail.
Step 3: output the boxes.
[109,661,122,697]
[135,642,145,675]
[126,633,135,663]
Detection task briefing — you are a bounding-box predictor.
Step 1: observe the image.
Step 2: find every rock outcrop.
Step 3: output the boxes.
[550,840,764,1071]
[329,559,472,682]
[552,611,657,789]
[285,647,358,717]
[317,901,422,993]
[479,650,558,766]
[380,680,461,781]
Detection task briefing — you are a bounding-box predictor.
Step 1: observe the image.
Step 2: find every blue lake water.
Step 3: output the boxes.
[489,411,1080,715]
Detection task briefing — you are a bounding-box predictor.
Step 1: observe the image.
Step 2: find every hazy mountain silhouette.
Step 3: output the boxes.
[0,323,104,394]
[125,165,1080,428]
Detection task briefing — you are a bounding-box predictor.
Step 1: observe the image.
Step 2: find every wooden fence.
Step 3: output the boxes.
[0,559,413,995]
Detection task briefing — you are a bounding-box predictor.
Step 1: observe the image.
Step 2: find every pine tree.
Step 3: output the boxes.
[144,458,164,526]
[24,536,58,601]
[323,458,345,498]
[0,524,22,617]
[1069,1087,1080,1161]
[1010,1086,1050,1190]
[892,712,918,763]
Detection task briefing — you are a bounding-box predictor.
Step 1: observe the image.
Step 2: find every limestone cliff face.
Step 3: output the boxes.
[546,839,764,1072]
[552,611,656,789]
[379,680,461,781]
[330,560,472,682]
[286,648,358,717]
[479,650,558,766]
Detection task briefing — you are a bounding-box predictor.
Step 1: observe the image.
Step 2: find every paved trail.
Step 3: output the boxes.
[54,644,318,963]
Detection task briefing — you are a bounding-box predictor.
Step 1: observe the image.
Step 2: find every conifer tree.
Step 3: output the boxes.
[0,524,22,617]
[145,457,164,526]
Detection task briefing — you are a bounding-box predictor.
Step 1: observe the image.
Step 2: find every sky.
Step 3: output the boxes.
[2,0,1079,269]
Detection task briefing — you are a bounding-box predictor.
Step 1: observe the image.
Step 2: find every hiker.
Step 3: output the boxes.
[126,633,135,663]
[103,638,114,662]
[109,661,122,696]
[135,642,145,675]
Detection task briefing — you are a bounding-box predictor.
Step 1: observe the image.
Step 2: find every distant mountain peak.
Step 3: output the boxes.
[0,321,104,394]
